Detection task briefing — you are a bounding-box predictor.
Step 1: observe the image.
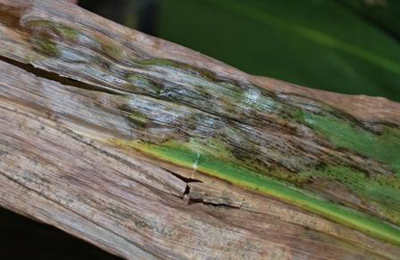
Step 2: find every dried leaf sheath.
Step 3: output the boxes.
[1,0,400,259]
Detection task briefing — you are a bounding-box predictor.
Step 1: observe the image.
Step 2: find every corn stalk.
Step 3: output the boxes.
[0,0,400,259]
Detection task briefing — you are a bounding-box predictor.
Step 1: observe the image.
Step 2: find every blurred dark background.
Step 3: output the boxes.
[81,0,400,102]
[1,0,399,259]
[0,207,122,259]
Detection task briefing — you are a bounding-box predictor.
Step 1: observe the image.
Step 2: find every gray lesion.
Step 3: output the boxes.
[2,13,400,227]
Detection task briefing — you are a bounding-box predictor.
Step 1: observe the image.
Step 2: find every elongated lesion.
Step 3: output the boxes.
[1,9,400,245]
